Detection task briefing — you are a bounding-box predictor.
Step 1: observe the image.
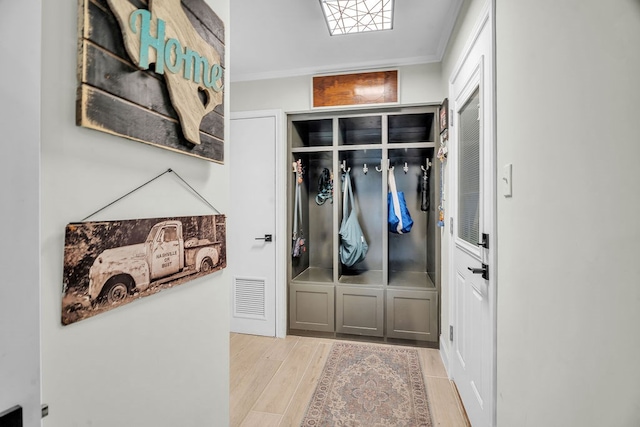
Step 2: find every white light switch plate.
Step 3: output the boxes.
[502,163,512,197]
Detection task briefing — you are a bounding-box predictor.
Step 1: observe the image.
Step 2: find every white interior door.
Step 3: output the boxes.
[449,6,496,427]
[229,112,281,336]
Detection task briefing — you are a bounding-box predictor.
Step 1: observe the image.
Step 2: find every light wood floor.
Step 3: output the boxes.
[230,333,470,427]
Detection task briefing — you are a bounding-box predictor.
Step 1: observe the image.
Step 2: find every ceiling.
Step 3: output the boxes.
[229,0,464,82]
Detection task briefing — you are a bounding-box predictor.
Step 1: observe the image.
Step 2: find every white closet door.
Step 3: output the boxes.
[229,112,280,337]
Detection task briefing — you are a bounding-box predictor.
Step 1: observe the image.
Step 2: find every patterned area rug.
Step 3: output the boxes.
[301,342,433,426]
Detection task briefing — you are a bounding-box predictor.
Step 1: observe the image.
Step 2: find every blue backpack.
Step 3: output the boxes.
[388,168,413,234]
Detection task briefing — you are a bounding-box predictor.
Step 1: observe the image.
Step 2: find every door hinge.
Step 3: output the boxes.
[42,404,49,418]
[450,109,454,127]
[449,325,454,341]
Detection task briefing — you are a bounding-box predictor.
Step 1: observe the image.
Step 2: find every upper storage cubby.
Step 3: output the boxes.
[339,116,382,145]
[388,112,435,143]
[291,119,333,148]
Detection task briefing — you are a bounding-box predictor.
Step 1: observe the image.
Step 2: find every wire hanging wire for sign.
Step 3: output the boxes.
[80,168,220,222]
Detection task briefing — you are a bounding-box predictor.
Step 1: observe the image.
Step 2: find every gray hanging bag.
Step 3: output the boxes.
[292,167,306,258]
[339,172,368,266]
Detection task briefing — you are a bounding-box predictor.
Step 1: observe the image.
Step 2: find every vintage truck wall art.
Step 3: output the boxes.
[62,215,226,325]
[88,219,220,303]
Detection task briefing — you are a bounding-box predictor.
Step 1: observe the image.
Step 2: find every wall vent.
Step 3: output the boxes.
[233,277,266,319]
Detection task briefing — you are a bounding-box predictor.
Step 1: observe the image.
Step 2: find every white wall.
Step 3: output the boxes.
[438,0,487,366]
[40,1,230,426]
[496,0,640,425]
[0,1,42,426]
[230,63,444,113]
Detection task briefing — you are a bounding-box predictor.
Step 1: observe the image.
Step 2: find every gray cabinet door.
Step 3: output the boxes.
[386,288,438,342]
[289,283,335,332]
[336,286,384,337]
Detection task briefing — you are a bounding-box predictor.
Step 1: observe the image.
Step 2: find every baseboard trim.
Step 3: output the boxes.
[439,334,451,378]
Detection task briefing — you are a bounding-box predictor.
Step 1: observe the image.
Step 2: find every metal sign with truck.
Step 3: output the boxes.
[62,215,226,325]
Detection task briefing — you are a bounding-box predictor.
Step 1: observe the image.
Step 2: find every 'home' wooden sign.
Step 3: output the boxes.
[77,0,225,163]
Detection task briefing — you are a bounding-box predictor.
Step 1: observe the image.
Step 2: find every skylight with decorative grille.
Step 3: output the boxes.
[320,0,394,36]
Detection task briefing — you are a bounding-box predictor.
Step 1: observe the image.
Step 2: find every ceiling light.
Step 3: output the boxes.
[320,0,394,36]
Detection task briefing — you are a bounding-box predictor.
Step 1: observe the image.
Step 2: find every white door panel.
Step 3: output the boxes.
[455,247,489,414]
[229,113,278,336]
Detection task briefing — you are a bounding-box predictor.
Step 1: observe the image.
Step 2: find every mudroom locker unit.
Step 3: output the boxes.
[287,105,441,343]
